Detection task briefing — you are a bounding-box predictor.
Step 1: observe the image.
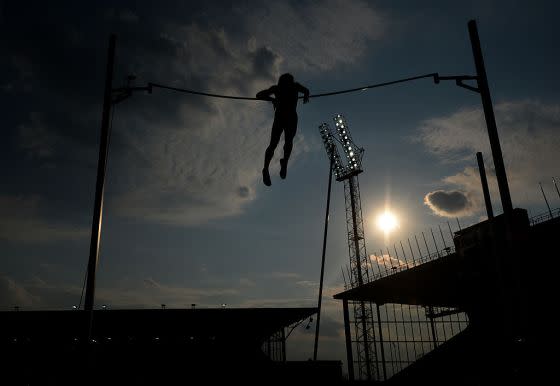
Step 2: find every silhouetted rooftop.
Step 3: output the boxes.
[1,307,322,384]
[1,307,317,342]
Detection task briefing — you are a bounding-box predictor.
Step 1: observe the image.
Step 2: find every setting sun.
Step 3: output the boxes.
[377,211,399,234]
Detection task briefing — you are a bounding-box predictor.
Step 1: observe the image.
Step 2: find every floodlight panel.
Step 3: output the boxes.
[332,114,364,174]
[318,123,347,177]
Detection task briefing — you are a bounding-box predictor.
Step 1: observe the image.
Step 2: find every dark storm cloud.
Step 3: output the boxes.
[1,3,147,218]
[424,190,474,217]
[1,2,268,227]
[251,46,279,81]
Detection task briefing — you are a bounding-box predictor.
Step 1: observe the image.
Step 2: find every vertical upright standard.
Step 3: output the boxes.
[476,152,494,219]
[84,34,116,317]
[468,20,513,215]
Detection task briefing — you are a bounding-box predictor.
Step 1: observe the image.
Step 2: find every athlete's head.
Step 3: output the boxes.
[278,73,294,87]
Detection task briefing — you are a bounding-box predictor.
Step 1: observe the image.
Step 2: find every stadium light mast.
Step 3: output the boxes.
[317,115,376,381]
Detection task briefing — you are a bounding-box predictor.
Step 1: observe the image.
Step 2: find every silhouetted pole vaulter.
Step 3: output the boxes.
[256,73,310,186]
[313,144,334,361]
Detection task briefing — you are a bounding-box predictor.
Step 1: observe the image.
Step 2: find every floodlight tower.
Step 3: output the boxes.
[319,115,376,381]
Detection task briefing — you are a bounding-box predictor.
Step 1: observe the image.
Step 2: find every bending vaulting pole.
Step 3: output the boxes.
[84,34,116,316]
[314,148,334,361]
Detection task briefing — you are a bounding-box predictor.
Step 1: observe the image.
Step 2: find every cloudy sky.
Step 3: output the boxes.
[2,0,560,364]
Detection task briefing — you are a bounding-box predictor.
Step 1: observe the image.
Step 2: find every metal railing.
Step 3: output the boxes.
[529,208,560,226]
[369,246,456,284]
[342,207,560,291]
[344,246,457,289]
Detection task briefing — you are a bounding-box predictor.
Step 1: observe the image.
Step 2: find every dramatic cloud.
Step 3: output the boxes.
[244,0,386,71]
[424,189,474,217]
[2,1,387,227]
[419,100,560,216]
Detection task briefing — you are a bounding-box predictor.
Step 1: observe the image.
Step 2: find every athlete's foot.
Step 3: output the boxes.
[262,168,271,186]
[279,159,287,179]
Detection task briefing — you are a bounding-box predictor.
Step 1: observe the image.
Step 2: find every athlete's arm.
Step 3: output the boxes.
[297,83,310,104]
[256,86,277,102]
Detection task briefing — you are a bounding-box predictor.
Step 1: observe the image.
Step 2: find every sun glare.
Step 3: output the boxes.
[377,211,399,234]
